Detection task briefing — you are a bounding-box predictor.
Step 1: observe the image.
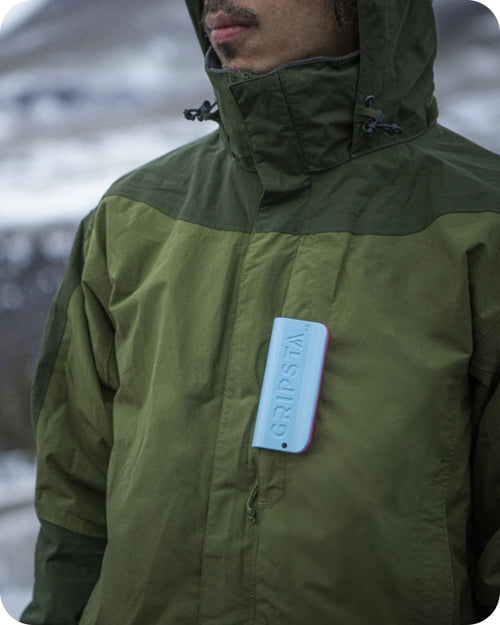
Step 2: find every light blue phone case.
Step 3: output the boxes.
[252,317,329,454]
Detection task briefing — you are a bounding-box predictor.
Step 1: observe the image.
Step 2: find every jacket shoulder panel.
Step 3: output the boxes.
[102,129,261,233]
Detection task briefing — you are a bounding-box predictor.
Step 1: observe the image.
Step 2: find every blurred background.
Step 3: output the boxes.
[0,0,499,618]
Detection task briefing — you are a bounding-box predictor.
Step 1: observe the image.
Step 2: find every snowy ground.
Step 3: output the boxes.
[0,115,214,227]
[0,452,37,620]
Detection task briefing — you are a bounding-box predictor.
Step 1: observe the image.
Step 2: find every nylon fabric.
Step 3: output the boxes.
[24,0,500,623]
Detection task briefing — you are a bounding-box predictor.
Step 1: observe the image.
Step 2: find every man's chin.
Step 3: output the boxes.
[217,42,237,63]
[219,53,257,73]
[218,53,273,75]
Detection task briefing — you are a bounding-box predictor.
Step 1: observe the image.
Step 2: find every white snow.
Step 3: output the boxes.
[0,452,35,509]
[0,117,214,227]
[0,452,37,620]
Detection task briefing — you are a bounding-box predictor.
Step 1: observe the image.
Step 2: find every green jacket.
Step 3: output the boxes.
[22,1,500,624]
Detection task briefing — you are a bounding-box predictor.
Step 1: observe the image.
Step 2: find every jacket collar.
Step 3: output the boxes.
[206,50,360,195]
[186,0,439,193]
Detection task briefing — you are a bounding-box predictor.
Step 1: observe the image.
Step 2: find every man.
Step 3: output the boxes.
[200,0,358,73]
[22,0,500,624]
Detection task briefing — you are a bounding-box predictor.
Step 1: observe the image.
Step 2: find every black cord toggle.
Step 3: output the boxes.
[362,95,404,136]
[183,100,217,121]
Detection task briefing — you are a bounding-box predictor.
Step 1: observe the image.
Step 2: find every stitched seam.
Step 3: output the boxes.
[198,233,252,624]
[476,310,500,345]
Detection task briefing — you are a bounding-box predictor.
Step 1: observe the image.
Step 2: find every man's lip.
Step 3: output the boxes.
[204,12,255,44]
[205,12,251,31]
[209,23,251,44]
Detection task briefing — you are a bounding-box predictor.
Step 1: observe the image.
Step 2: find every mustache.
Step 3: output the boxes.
[202,0,259,31]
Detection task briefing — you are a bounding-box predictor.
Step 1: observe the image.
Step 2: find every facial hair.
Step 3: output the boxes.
[202,0,259,62]
[202,0,259,24]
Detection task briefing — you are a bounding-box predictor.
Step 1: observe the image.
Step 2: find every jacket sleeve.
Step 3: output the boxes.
[470,317,500,620]
[21,211,116,625]
[20,521,106,625]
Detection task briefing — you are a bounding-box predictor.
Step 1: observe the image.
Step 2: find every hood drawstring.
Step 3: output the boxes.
[362,96,404,136]
[184,95,404,137]
[183,100,217,121]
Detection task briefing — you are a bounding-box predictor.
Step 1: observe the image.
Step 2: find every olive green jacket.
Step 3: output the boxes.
[22,0,500,624]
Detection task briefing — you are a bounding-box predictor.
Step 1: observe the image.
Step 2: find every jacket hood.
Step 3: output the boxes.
[184,0,438,161]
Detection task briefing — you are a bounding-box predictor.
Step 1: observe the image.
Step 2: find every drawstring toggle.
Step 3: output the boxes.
[183,100,217,121]
[362,95,404,136]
